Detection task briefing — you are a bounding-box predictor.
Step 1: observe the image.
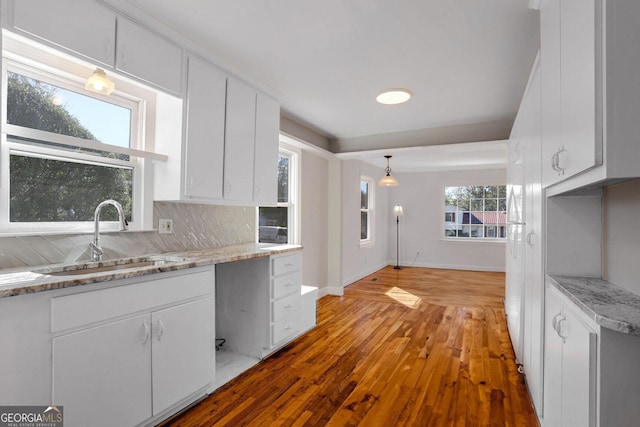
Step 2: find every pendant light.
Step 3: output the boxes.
[379,155,399,187]
[85,68,115,95]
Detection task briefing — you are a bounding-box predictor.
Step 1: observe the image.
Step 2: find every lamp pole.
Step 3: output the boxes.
[393,205,404,269]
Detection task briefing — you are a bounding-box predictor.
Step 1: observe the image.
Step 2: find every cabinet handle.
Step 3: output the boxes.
[555,146,566,176]
[551,313,562,333]
[156,319,165,341]
[284,282,294,287]
[284,304,293,309]
[284,262,293,267]
[526,230,535,247]
[284,324,293,330]
[255,185,261,196]
[557,318,568,342]
[142,320,150,345]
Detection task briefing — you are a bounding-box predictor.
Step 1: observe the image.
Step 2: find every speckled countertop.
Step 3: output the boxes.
[548,274,640,336]
[0,243,302,298]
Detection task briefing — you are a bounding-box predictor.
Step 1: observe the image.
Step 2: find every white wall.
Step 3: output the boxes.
[387,168,507,272]
[300,150,330,295]
[603,179,640,295]
[341,159,389,286]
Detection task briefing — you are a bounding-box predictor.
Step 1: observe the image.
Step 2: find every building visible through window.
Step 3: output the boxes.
[444,185,507,239]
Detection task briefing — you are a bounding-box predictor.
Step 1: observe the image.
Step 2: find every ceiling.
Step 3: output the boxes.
[111,0,540,170]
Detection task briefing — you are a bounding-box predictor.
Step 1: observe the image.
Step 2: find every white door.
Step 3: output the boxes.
[522,60,544,414]
[253,92,280,204]
[505,138,526,363]
[53,314,152,427]
[152,297,215,415]
[543,285,564,427]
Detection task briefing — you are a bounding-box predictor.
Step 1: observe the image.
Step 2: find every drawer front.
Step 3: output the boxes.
[272,271,301,300]
[51,269,213,333]
[272,292,301,323]
[272,253,301,277]
[272,312,300,345]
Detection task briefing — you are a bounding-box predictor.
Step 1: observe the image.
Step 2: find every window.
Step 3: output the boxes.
[444,185,507,239]
[1,37,158,233]
[258,143,299,244]
[360,177,374,245]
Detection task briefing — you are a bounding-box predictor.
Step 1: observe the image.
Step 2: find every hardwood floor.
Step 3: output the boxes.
[161,266,538,426]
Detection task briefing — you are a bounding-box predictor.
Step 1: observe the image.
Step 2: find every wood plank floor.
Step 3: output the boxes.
[161,266,538,426]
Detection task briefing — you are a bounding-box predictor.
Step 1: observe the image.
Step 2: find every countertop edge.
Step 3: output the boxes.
[547,274,640,336]
[0,243,302,298]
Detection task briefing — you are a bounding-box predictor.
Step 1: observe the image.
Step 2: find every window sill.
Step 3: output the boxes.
[359,240,375,248]
[440,238,506,245]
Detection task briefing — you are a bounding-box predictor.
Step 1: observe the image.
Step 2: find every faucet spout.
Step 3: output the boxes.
[90,199,128,262]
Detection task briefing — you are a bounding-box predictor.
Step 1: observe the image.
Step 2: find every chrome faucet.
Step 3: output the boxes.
[89,199,128,262]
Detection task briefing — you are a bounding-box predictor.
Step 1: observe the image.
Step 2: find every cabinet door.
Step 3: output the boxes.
[152,297,214,415]
[543,286,564,427]
[12,0,116,66]
[253,92,280,204]
[559,0,602,178]
[53,314,152,427]
[183,56,226,200]
[116,18,182,95]
[561,305,597,427]
[522,61,544,415]
[540,0,563,186]
[224,77,256,201]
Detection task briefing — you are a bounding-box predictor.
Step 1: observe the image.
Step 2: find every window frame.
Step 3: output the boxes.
[0,36,159,234]
[257,139,300,245]
[443,184,507,242]
[360,176,374,247]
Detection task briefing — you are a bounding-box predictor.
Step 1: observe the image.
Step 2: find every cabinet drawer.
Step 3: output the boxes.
[51,269,213,333]
[272,272,301,300]
[272,292,301,323]
[272,313,300,345]
[272,253,301,277]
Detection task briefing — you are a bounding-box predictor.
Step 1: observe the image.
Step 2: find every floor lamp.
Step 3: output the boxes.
[393,205,404,269]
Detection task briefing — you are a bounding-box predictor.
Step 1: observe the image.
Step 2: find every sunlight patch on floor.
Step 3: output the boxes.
[385,286,422,308]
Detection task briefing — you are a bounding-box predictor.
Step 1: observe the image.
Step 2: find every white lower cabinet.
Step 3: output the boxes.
[53,314,152,427]
[544,284,597,427]
[216,251,307,361]
[51,268,215,427]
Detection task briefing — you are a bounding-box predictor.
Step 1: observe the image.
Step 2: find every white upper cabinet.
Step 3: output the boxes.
[541,0,640,195]
[254,92,280,205]
[116,17,183,95]
[11,0,116,67]
[224,77,257,202]
[541,0,601,187]
[183,56,226,200]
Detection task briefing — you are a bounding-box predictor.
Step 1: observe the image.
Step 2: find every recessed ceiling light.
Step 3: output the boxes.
[376,88,412,105]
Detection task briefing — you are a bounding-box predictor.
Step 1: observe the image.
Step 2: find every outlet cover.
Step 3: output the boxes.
[159,218,173,234]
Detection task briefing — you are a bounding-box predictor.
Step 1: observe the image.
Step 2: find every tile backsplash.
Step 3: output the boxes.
[0,202,256,269]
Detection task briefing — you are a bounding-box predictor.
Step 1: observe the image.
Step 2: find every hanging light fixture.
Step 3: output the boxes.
[85,68,115,95]
[379,155,399,187]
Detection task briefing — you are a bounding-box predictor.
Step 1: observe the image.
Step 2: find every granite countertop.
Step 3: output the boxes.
[548,274,640,336]
[0,243,302,298]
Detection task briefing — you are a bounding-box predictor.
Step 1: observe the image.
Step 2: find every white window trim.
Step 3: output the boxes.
[0,35,161,234]
[256,139,300,245]
[359,175,375,247]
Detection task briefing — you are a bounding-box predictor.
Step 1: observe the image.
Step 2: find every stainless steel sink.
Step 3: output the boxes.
[35,256,187,277]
